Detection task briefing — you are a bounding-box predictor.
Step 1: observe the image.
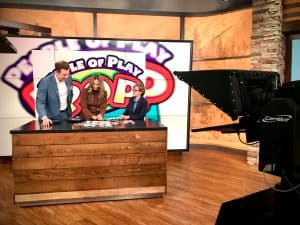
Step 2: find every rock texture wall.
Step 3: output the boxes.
[249,0,285,165]
[251,0,285,80]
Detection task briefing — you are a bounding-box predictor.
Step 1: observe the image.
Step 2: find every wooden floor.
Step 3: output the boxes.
[0,146,280,225]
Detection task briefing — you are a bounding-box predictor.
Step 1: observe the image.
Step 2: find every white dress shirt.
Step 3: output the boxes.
[55,76,68,111]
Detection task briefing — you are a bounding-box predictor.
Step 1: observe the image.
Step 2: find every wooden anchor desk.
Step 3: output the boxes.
[10,120,167,206]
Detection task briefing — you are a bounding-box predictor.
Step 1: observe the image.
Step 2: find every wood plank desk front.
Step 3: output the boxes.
[10,119,167,206]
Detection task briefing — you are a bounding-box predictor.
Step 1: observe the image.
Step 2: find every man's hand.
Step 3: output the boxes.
[41,116,53,128]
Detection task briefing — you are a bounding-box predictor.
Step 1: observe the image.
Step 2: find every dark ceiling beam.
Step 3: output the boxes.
[0,20,51,53]
[0,20,51,36]
[0,0,252,16]
[0,33,17,53]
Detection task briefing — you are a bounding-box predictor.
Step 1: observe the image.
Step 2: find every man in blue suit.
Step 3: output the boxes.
[36,60,73,128]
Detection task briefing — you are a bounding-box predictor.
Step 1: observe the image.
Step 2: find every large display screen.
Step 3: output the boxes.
[291,37,300,81]
[0,37,192,155]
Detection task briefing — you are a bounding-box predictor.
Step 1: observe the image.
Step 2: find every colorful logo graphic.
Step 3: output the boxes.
[1,39,176,120]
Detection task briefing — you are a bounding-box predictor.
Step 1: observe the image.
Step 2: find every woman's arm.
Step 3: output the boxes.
[99,91,107,116]
[80,90,94,120]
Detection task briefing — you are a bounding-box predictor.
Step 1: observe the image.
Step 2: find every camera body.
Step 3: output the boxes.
[174,70,300,185]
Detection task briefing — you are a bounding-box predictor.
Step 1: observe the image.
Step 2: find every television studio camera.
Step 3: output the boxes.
[174,70,300,225]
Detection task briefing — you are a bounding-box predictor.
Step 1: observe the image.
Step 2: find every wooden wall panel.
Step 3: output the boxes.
[185,9,252,149]
[283,0,300,22]
[185,8,252,59]
[0,8,93,37]
[97,13,180,39]
[192,58,251,70]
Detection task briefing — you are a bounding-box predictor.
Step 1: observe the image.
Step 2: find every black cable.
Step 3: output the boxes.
[262,166,300,193]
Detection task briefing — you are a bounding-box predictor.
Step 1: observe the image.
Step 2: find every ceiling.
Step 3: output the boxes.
[0,0,252,15]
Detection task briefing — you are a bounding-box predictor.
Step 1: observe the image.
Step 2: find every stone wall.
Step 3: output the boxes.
[249,0,285,165]
[251,0,285,79]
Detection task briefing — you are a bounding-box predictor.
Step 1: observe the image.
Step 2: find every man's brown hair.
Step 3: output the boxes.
[55,60,70,72]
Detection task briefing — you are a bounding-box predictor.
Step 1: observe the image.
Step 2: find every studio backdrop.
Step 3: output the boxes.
[0,37,192,155]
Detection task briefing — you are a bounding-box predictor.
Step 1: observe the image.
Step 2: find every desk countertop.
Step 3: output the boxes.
[10,119,167,134]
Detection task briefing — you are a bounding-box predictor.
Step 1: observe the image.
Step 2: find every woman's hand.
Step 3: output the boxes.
[120,115,130,120]
[96,114,103,120]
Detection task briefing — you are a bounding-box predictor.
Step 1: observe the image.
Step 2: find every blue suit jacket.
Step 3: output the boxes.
[123,96,148,120]
[36,72,73,120]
